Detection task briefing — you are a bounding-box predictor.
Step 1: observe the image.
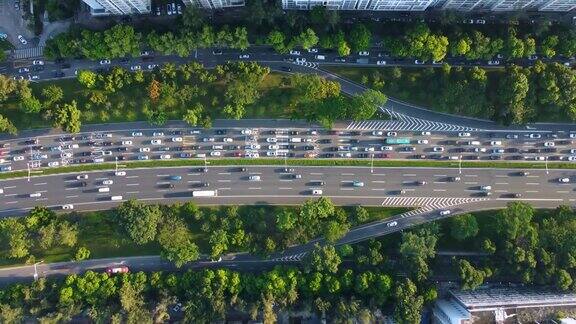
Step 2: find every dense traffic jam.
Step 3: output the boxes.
[0,128,576,172]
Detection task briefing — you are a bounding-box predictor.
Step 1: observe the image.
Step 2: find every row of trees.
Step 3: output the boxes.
[359,61,576,124]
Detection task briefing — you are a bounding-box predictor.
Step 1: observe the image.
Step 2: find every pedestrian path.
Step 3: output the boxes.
[346,108,482,132]
[13,46,44,59]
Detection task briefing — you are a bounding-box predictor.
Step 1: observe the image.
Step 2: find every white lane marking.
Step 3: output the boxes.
[465,175,478,177]
[65,195,78,198]
[218,172,231,175]
[157,174,169,177]
[3,186,16,189]
[65,188,78,191]
[279,187,292,190]
[495,175,507,178]
[527,175,539,178]
[403,188,415,192]
[126,175,139,179]
[95,177,108,181]
[249,172,262,175]
[340,188,354,191]
[5,201,18,204]
[495,190,508,193]
[464,182,478,185]
[373,174,386,176]
[433,174,446,177]
[126,191,140,194]
[126,183,139,186]
[433,189,446,192]
[495,182,509,185]
[310,172,323,175]
[248,187,261,190]
[341,173,355,176]
[526,183,540,185]
[433,181,446,184]
[36,198,48,201]
[341,180,354,183]
[372,180,386,183]
[557,191,570,193]
[63,180,76,183]
[371,188,387,191]
[219,187,231,190]
[37,190,47,193]
[4,193,17,197]
[187,180,201,183]
[218,180,231,183]
[279,179,293,182]
[34,182,47,186]
[526,190,539,193]
[403,174,416,176]
[187,173,200,176]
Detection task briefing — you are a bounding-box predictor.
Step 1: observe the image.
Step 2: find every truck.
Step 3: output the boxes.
[315,55,325,60]
[385,138,411,145]
[192,190,218,197]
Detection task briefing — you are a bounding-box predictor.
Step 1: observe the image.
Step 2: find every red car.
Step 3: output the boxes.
[106,266,129,274]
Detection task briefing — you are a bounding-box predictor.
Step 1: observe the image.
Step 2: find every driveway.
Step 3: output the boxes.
[0,0,34,49]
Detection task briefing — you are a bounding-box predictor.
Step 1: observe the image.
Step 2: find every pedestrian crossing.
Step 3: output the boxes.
[272,252,308,262]
[346,108,482,132]
[293,61,319,69]
[13,46,44,59]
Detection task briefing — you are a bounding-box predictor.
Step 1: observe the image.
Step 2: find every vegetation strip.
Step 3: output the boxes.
[0,158,573,180]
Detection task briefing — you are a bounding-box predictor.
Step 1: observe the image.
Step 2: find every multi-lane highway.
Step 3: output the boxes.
[0,165,574,216]
[1,126,575,174]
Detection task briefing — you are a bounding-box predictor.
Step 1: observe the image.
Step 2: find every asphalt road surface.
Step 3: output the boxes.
[0,125,574,174]
[1,165,574,216]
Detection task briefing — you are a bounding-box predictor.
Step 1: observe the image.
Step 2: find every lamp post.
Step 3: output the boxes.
[33,260,44,281]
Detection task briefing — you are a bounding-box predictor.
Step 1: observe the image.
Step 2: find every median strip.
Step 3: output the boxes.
[0,158,575,180]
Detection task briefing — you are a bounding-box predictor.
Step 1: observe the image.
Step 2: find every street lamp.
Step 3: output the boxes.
[370,153,374,174]
[458,155,462,175]
[545,156,549,175]
[33,260,44,281]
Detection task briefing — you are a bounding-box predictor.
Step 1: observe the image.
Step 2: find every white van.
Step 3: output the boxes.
[290,138,302,143]
[315,55,325,60]
[212,145,223,150]
[98,187,110,193]
[196,153,206,158]
[110,195,123,201]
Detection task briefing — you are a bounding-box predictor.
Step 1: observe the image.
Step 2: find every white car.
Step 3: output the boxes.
[570,133,576,139]
[151,139,162,145]
[160,154,171,160]
[140,147,150,152]
[62,204,74,210]
[239,54,250,59]
[528,133,542,139]
[474,147,487,153]
[559,177,570,183]
[246,144,261,150]
[102,180,113,185]
[30,192,41,198]
[48,161,59,167]
[13,155,24,161]
[130,65,141,71]
[65,144,79,149]
[433,146,444,152]
[18,35,27,45]
[387,132,397,137]
[364,147,375,152]
[32,60,44,65]
[487,60,500,65]
[222,138,233,143]
[210,151,221,157]
[100,59,111,65]
[372,131,383,136]
[289,50,301,56]
[132,132,143,137]
[376,60,387,65]
[153,132,164,137]
[77,174,88,180]
[93,157,105,163]
[458,132,471,137]
[312,189,323,195]
[241,129,252,135]
[421,131,431,136]
[381,146,393,151]
[138,155,149,160]
[268,144,279,150]
[295,57,306,63]
[266,151,277,156]
[439,210,451,216]
[480,185,492,190]
[307,48,318,53]
[339,152,352,158]
[544,141,555,147]
[203,137,215,142]
[249,175,261,181]
[568,156,576,161]
[414,60,425,65]
[266,137,278,143]
[172,137,183,142]
[358,51,370,56]
[417,139,428,144]
[245,152,259,158]
[122,140,133,146]
[115,171,126,176]
[387,221,398,227]
[490,141,502,146]
[61,152,72,158]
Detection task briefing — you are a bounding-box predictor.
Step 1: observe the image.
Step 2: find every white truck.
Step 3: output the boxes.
[192,190,218,197]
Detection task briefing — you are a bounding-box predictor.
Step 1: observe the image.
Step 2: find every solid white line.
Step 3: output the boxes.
[126,175,139,179]
[219,187,231,190]
[526,183,539,185]
[557,191,569,193]
[4,193,16,197]
[126,191,140,194]
[310,172,323,175]
[464,182,477,185]
[525,190,539,193]
[495,190,508,193]
[495,175,507,178]
[372,180,386,183]
[340,188,354,191]
[433,189,446,192]
[157,174,169,177]
[63,180,75,183]
[218,172,231,175]
[371,188,387,191]
[433,174,446,177]
[403,174,416,176]
[126,183,139,186]
[279,187,292,190]
[248,187,261,190]
[495,182,509,185]
[34,182,47,186]
[433,181,446,184]
[465,175,478,177]
[341,173,355,176]
[5,201,17,204]
[218,180,231,182]
[64,188,78,191]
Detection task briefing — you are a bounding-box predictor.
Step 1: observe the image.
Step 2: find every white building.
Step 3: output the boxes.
[281,0,435,10]
[437,0,576,11]
[182,0,245,9]
[82,0,151,15]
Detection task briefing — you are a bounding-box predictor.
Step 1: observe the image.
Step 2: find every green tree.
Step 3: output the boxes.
[21,96,42,114]
[77,70,97,88]
[349,24,371,52]
[393,278,424,324]
[116,200,163,245]
[399,224,439,281]
[208,229,229,259]
[42,85,64,106]
[556,269,573,291]
[323,221,349,243]
[498,66,531,124]
[276,209,297,232]
[458,259,492,290]
[0,115,17,135]
[449,213,479,241]
[349,89,387,120]
[337,39,351,57]
[294,28,319,50]
[304,244,341,274]
[0,304,23,323]
[0,218,30,259]
[157,215,200,267]
[75,247,91,261]
[53,101,82,133]
[267,31,287,53]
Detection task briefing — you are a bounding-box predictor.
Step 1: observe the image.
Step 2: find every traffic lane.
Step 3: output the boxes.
[0,166,575,216]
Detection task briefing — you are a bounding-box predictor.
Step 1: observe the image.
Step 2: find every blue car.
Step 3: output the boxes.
[169,175,182,181]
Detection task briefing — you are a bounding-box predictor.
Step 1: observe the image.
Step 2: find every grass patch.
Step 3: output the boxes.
[1,158,575,181]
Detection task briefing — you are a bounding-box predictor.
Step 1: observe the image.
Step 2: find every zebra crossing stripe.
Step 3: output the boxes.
[292,61,319,69]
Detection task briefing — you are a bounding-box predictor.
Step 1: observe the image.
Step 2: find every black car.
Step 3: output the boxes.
[198,167,208,173]
[189,145,199,150]
[323,153,335,158]
[117,156,126,161]
[53,71,65,78]
[543,148,557,153]
[287,144,296,149]
[164,184,175,189]
[172,130,183,135]
[75,135,90,141]
[489,155,501,160]
[102,141,113,146]
[60,136,74,142]
[33,66,44,72]
[517,171,530,176]
[172,146,183,151]
[350,131,361,136]
[117,147,128,152]
[60,63,71,69]
[80,151,91,156]
[349,139,359,144]
[311,181,325,186]
[318,139,332,144]
[507,148,519,153]
[158,147,170,151]
[357,153,369,158]
[268,130,277,135]
[200,182,210,187]
[237,167,246,172]
[215,129,227,135]
[289,131,299,135]
[24,139,38,145]
[79,181,88,187]
[180,153,192,158]
[304,146,315,150]
[281,66,292,72]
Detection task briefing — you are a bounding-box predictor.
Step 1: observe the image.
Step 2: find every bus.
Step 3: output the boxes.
[192,190,218,197]
[385,138,411,145]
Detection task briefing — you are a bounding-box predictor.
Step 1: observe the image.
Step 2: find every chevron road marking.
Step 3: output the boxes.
[292,61,319,69]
